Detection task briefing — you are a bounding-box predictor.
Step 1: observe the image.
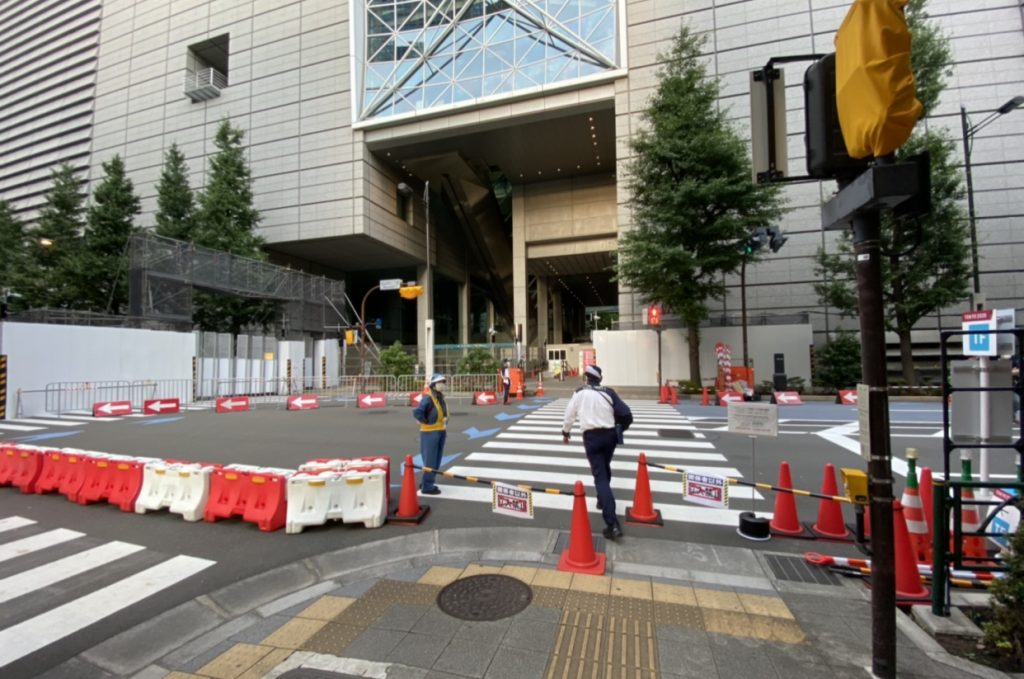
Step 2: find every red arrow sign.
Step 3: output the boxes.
[474,391,497,406]
[358,393,387,408]
[143,398,181,415]
[838,389,858,405]
[408,392,425,406]
[717,391,744,405]
[93,401,132,417]
[216,396,250,413]
[773,391,804,405]
[287,395,320,411]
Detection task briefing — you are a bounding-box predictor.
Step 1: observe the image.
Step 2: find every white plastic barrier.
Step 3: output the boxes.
[286,472,346,534]
[286,457,390,533]
[135,461,213,521]
[337,465,387,529]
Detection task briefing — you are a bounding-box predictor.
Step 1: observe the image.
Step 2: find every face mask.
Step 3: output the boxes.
[435,382,446,393]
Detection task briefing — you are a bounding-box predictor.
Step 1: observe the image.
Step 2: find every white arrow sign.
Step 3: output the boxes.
[841,392,857,404]
[98,402,131,415]
[147,401,176,412]
[360,395,385,406]
[720,393,743,404]
[290,397,317,408]
[221,399,247,410]
[476,393,495,403]
[776,393,800,404]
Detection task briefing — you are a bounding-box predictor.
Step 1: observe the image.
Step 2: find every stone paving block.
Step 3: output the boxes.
[417,566,463,587]
[35,658,116,679]
[461,563,503,577]
[502,618,559,653]
[329,578,378,598]
[235,648,292,679]
[296,596,356,621]
[197,643,274,679]
[516,604,561,624]
[657,627,714,674]
[229,615,291,644]
[611,576,652,599]
[301,621,364,656]
[411,608,465,637]
[498,565,537,584]
[738,592,794,619]
[161,674,206,679]
[531,568,573,589]
[570,572,610,594]
[652,582,697,607]
[432,639,500,678]
[694,587,745,612]
[386,631,447,668]
[342,627,407,662]
[457,618,512,645]
[261,618,328,650]
[485,646,550,679]
[178,640,236,673]
[372,604,429,632]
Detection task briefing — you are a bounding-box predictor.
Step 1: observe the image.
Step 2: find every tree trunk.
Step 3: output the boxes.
[899,329,915,386]
[688,322,701,384]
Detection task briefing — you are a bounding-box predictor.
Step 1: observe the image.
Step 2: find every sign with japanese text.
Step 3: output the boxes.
[682,471,729,509]
[492,482,533,519]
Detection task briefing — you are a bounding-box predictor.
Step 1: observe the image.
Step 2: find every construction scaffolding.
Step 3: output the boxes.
[128,232,349,335]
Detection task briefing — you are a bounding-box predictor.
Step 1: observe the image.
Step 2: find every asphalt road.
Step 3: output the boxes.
[0,395,1018,677]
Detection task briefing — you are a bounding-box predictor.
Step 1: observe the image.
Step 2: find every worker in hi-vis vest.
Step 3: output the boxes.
[413,373,449,495]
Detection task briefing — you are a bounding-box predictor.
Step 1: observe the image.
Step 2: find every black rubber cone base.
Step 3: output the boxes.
[625,507,664,527]
[738,511,771,541]
[387,503,430,525]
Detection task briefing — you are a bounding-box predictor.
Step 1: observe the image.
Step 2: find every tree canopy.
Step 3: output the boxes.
[154,143,197,241]
[615,24,785,382]
[23,163,86,310]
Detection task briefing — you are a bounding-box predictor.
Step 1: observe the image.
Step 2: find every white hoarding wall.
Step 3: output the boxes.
[592,325,813,387]
[0,322,195,417]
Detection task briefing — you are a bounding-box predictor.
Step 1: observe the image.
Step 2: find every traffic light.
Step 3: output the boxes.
[766,225,788,253]
[744,227,769,255]
[803,53,870,180]
[647,304,662,327]
[399,284,423,299]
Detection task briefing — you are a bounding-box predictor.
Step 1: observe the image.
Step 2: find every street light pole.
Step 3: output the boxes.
[424,181,434,381]
[359,284,381,375]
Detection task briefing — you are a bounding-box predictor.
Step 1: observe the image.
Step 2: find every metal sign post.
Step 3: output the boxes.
[728,402,778,540]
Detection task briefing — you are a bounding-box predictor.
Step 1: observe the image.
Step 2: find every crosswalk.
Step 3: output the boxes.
[0,406,215,437]
[435,399,769,527]
[0,515,215,670]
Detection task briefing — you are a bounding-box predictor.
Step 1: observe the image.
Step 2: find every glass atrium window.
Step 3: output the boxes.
[356,0,619,121]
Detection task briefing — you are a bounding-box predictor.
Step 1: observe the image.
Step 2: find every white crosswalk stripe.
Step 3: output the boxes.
[6,418,82,428]
[0,517,216,670]
[0,424,42,432]
[435,398,770,527]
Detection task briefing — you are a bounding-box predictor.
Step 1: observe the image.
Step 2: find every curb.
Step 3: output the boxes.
[896,607,1011,678]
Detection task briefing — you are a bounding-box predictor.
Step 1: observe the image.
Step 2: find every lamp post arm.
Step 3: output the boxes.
[359,284,381,375]
[960,105,981,299]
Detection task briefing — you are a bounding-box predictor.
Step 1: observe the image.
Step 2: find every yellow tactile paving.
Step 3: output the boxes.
[417,566,463,586]
[532,568,574,589]
[499,565,538,584]
[296,595,356,621]
[163,673,205,679]
[460,563,503,577]
[236,648,293,679]
[693,587,745,612]
[570,572,611,594]
[196,643,274,679]
[611,577,652,600]
[738,592,795,620]
[765,616,808,644]
[702,608,754,638]
[651,582,696,606]
[260,617,329,649]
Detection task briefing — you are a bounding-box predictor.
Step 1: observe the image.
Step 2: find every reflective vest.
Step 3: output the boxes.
[419,392,447,432]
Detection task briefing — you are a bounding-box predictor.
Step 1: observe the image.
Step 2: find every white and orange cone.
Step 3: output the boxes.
[900,448,929,564]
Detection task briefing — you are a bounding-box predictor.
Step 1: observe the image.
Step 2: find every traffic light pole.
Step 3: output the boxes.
[741,257,749,370]
[852,210,896,679]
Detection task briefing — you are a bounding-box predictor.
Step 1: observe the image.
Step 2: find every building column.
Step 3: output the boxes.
[458,279,470,345]
[536,275,549,352]
[416,264,430,372]
[552,289,563,344]
[511,188,528,363]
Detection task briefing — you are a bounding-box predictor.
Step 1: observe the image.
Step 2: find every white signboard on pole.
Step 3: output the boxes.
[683,471,730,509]
[379,278,403,291]
[995,308,1016,356]
[492,482,533,519]
[962,310,998,356]
[727,402,778,437]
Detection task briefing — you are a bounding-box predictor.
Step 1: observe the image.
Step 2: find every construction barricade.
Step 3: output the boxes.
[205,464,293,531]
[2,444,44,493]
[79,454,158,511]
[287,457,390,533]
[135,460,217,521]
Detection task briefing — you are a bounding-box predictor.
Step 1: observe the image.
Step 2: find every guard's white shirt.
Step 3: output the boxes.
[562,387,615,433]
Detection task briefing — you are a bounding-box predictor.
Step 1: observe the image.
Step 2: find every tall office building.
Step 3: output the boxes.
[2,0,1022,370]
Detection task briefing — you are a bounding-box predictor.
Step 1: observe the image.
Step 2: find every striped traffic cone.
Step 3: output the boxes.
[919,465,934,556]
[894,500,930,600]
[900,448,929,563]
[958,456,988,562]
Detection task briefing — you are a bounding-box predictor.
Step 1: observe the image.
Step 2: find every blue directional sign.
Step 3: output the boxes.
[961,310,997,357]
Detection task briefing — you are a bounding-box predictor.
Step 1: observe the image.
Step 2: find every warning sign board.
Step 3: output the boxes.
[492,482,533,519]
[683,471,729,509]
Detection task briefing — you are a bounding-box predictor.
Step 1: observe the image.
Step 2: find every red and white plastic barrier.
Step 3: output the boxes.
[205,464,293,531]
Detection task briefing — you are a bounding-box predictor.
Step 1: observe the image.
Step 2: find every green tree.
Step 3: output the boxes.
[0,200,26,307]
[192,119,275,333]
[457,347,499,375]
[378,341,416,377]
[154,143,197,241]
[80,155,141,314]
[814,0,969,385]
[24,163,86,309]
[614,25,785,382]
[983,519,1024,668]
[813,331,863,390]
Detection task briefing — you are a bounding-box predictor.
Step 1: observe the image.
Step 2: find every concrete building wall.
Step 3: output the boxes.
[522,175,617,244]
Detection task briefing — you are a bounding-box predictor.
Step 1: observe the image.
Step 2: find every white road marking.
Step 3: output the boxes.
[0,517,36,533]
[0,529,85,563]
[0,424,42,432]
[0,541,146,603]
[7,418,82,428]
[495,432,715,449]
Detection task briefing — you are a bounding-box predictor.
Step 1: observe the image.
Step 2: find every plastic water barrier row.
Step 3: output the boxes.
[0,442,389,534]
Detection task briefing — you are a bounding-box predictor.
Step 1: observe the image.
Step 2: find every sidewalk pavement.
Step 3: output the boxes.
[45,526,1010,679]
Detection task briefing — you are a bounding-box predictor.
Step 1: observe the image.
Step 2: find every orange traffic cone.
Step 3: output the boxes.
[770,461,805,536]
[670,385,678,405]
[516,382,524,400]
[701,387,710,406]
[812,463,850,539]
[901,449,929,563]
[894,500,930,599]
[919,465,934,555]
[387,455,429,525]
[557,480,606,575]
[536,373,545,397]
[658,383,668,404]
[626,453,663,526]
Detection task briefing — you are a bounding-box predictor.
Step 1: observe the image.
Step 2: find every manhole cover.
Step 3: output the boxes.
[436,574,533,621]
[765,553,840,586]
[658,429,696,439]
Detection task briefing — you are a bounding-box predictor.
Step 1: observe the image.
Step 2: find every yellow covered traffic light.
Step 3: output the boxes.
[399,285,424,300]
[834,0,922,159]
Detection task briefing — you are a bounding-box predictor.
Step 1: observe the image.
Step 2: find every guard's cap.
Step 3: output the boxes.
[585,365,602,381]
[429,372,447,385]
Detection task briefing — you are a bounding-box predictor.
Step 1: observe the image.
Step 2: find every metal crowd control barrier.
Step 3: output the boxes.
[44,381,132,415]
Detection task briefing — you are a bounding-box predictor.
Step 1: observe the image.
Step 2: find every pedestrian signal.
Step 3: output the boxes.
[647,305,662,327]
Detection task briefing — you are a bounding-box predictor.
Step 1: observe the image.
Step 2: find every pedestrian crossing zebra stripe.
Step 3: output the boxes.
[494,432,715,449]
[0,517,35,534]
[6,418,81,427]
[481,441,717,459]
[0,423,41,432]
[0,554,215,669]
[0,541,145,604]
[0,529,84,564]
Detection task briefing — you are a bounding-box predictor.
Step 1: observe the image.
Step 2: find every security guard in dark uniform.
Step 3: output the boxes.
[561,364,633,539]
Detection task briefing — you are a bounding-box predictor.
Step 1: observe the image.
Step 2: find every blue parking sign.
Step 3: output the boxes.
[968,323,991,352]
[962,310,997,356]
